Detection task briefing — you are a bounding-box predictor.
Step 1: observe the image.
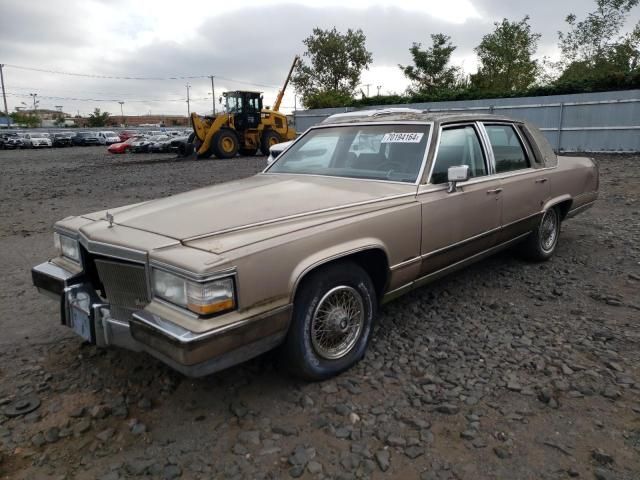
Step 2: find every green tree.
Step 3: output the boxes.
[87,108,110,127]
[557,0,639,81]
[399,34,460,95]
[53,114,66,127]
[9,111,39,127]
[292,27,373,108]
[470,16,542,92]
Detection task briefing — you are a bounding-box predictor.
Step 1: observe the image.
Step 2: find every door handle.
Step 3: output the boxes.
[486,188,503,194]
[535,178,548,183]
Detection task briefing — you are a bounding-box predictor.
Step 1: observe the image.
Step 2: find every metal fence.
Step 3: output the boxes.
[293,89,640,153]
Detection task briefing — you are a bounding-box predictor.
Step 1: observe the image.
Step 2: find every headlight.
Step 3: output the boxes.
[54,232,80,262]
[152,268,235,316]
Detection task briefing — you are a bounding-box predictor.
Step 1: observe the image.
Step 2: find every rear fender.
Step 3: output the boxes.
[543,194,572,213]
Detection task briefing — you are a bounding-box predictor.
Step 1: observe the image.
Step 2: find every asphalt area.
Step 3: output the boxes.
[0,146,638,479]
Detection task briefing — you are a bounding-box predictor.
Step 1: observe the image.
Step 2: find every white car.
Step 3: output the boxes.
[22,133,52,148]
[132,135,169,153]
[97,131,121,145]
[267,140,293,164]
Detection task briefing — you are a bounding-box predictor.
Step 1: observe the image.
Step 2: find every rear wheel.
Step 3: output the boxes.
[211,129,239,159]
[260,130,281,156]
[520,207,561,261]
[282,262,376,380]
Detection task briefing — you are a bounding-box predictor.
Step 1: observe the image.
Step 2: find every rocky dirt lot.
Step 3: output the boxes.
[0,146,638,480]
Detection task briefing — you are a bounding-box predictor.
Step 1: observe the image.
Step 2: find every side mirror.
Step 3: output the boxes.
[447,165,470,193]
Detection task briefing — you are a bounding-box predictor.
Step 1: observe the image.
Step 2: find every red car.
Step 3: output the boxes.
[118,130,139,141]
[108,136,141,154]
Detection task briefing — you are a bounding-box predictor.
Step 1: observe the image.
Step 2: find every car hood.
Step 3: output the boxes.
[81,174,416,248]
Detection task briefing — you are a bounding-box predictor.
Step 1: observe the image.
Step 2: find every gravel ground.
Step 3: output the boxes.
[0,146,638,480]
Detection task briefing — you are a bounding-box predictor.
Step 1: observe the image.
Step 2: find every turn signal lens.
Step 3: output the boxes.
[186,278,235,315]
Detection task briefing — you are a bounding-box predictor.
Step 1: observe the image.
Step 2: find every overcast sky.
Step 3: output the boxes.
[0,0,636,116]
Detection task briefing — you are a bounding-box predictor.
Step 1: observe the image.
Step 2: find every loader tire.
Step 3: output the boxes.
[211,129,240,159]
[260,130,281,156]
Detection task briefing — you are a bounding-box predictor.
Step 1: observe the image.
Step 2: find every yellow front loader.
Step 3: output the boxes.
[190,56,299,159]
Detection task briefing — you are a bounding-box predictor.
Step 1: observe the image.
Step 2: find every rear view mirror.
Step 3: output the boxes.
[447,165,469,193]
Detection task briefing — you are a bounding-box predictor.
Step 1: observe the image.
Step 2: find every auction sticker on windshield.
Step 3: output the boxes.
[381,132,424,143]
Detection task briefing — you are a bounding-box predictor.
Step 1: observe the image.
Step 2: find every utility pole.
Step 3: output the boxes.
[363,84,371,97]
[118,101,125,127]
[185,83,191,117]
[209,76,216,115]
[0,64,9,122]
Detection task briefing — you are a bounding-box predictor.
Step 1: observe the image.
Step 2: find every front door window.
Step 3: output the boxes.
[430,126,487,184]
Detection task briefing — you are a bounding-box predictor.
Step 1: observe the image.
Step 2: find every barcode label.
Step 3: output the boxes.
[381,132,424,143]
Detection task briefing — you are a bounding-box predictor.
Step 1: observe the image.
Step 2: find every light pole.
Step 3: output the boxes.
[377,85,382,96]
[185,83,191,117]
[118,101,125,127]
[29,93,38,112]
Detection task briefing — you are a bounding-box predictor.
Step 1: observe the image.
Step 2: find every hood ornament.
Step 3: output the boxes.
[106,212,114,228]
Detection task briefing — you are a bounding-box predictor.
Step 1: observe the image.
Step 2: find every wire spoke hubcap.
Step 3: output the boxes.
[311,286,364,360]
[540,210,558,252]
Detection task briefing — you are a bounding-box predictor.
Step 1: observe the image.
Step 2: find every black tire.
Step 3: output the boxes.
[282,261,377,380]
[210,129,239,159]
[260,130,281,156]
[520,207,561,262]
[239,147,258,156]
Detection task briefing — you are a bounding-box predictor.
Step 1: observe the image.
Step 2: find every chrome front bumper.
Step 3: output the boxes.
[31,261,291,377]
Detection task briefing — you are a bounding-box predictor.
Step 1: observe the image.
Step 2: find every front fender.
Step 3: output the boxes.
[288,239,390,303]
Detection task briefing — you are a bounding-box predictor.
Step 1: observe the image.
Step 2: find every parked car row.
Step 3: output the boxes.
[0,129,192,150]
[107,133,190,154]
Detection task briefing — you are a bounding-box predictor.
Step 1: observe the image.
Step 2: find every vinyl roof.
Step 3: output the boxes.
[320,108,521,125]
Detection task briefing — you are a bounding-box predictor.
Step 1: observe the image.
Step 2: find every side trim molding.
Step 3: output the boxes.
[382,233,529,304]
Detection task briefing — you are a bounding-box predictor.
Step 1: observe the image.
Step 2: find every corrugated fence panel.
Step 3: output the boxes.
[293,89,640,152]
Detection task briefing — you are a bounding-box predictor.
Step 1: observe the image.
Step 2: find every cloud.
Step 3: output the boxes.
[0,0,629,116]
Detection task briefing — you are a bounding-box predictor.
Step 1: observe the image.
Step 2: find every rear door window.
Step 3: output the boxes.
[484,124,530,173]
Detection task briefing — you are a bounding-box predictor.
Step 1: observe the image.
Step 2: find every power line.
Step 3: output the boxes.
[4,92,211,103]
[4,64,278,89]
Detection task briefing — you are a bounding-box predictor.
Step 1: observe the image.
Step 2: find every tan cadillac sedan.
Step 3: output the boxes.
[32,110,599,380]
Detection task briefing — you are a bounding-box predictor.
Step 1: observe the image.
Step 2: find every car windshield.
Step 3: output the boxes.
[267,124,430,183]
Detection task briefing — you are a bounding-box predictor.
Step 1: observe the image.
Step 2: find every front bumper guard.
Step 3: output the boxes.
[31,261,291,377]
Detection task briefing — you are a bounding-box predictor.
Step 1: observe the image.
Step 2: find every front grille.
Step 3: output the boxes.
[94,259,150,321]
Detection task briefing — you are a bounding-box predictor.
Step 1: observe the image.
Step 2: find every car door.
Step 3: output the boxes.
[481,123,549,243]
[417,123,503,276]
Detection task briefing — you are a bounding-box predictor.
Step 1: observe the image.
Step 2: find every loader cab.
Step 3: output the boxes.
[224,91,263,131]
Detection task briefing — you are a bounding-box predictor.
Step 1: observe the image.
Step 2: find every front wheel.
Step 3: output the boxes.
[520,207,561,261]
[260,130,281,156]
[211,129,239,159]
[282,262,376,380]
